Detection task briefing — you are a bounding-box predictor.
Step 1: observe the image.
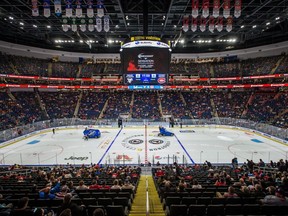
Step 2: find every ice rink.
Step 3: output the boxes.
[0,126,287,165]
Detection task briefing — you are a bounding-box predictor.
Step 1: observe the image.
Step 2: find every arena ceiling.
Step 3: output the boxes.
[0,0,288,53]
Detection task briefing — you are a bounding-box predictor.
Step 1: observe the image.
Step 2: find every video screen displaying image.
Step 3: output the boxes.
[122,47,170,74]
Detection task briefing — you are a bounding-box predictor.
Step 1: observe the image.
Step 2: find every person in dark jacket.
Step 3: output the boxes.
[57,193,85,216]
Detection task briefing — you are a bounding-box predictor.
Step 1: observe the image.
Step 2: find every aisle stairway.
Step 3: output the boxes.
[129,176,165,216]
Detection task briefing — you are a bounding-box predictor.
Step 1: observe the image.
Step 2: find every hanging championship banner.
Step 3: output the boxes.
[32,0,39,16]
[213,0,220,18]
[71,18,77,32]
[191,17,197,32]
[88,19,95,32]
[223,0,231,18]
[96,16,102,32]
[87,0,94,18]
[200,16,206,32]
[202,0,209,18]
[192,0,199,18]
[209,16,215,33]
[80,18,86,32]
[97,0,104,18]
[65,0,73,17]
[234,0,242,18]
[76,0,83,18]
[226,16,233,32]
[43,0,51,18]
[183,15,189,32]
[54,0,62,16]
[62,18,69,32]
[104,15,110,32]
[216,16,223,32]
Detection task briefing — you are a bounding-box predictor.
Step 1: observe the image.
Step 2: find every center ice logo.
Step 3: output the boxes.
[121,134,170,151]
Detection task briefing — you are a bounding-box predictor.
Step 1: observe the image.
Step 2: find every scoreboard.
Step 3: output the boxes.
[121,40,171,85]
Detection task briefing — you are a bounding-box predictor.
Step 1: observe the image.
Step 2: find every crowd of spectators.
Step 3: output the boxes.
[11,56,49,77]
[0,53,17,75]
[0,91,43,131]
[131,92,161,120]
[182,91,213,119]
[40,92,80,120]
[245,92,288,123]
[159,92,189,118]
[1,89,288,131]
[80,63,105,78]
[102,92,132,119]
[213,62,241,78]
[0,164,140,216]
[276,55,288,74]
[0,52,287,130]
[211,91,250,119]
[78,92,110,120]
[154,159,288,215]
[0,54,287,80]
[52,62,79,78]
[241,56,280,76]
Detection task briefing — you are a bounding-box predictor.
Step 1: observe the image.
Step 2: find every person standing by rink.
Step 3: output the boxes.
[52,128,55,134]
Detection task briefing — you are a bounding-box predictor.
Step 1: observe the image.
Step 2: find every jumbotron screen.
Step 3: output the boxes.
[121,40,171,85]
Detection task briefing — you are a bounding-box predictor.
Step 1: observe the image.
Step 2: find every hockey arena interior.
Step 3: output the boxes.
[0,0,288,216]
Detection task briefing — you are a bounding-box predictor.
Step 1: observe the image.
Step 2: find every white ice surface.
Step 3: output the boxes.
[0,127,287,165]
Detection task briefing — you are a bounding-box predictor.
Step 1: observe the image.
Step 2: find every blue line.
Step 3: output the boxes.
[174,134,195,164]
[97,128,123,164]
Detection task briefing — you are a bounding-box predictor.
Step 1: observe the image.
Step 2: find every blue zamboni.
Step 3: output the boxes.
[83,128,101,139]
[158,126,174,136]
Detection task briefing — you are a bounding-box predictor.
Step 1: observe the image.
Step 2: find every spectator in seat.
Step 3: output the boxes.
[261,187,288,206]
[122,179,135,191]
[59,209,72,216]
[76,180,88,190]
[217,186,238,198]
[10,197,33,216]
[0,194,13,216]
[33,208,44,216]
[110,179,121,190]
[58,193,85,216]
[93,208,105,216]
[191,179,202,189]
[89,180,101,190]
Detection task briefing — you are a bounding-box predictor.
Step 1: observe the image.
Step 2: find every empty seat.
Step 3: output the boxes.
[197,197,211,206]
[106,205,126,216]
[261,205,288,215]
[170,204,188,216]
[97,197,113,207]
[188,204,206,216]
[113,197,131,210]
[211,197,226,205]
[182,197,197,206]
[226,197,242,205]
[164,197,181,210]
[225,204,243,215]
[82,198,97,206]
[207,204,225,216]
[242,204,260,215]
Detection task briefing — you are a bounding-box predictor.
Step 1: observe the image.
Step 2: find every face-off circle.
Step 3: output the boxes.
[121,134,170,151]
